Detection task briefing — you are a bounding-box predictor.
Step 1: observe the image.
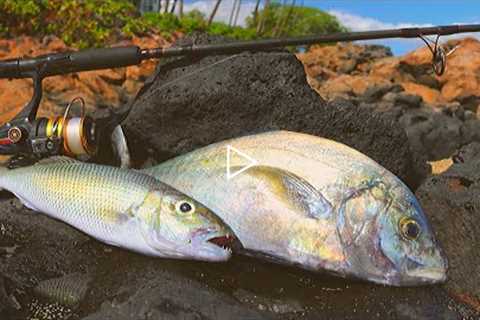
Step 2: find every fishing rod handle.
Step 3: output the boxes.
[66,46,142,74]
[0,46,142,79]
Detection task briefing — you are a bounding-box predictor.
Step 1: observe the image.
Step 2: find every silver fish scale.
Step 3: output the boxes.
[1,162,160,243]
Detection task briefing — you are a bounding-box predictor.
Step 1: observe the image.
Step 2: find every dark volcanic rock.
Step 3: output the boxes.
[1,197,476,320]
[416,142,480,312]
[363,84,403,102]
[354,89,480,161]
[400,108,465,161]
[83,269,270,320]
[0,198,94,319]
[123,33,428,189]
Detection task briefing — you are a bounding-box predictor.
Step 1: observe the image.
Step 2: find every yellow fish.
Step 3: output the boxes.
[0,157,233,261]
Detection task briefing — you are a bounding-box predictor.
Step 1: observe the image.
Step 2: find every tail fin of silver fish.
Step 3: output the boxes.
[0,165,6,191]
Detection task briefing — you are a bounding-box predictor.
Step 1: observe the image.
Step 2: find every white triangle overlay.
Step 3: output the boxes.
[226,145,258,180]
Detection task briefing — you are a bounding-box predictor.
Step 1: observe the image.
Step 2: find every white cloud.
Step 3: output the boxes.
[329,9,479,40]
[180,0,258,27]
[327,10,433,31]
[326,10,430,54]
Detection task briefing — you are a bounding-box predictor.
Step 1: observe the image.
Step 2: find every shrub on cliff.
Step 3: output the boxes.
[0,0,346,48]
[248,3,347,37]
[0,0,143,47]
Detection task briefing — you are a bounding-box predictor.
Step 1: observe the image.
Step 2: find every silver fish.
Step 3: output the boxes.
[0,157,233,261]
[143,130,447,286]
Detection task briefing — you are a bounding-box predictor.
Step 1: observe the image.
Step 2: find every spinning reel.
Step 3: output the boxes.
[0,96,96,160]
[0,57,130,168]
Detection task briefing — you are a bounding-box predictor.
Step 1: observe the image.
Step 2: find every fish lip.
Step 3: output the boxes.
[192,228,236,248]
[405,267,447,284]
[190,229,234,261]
[404,245,449,285]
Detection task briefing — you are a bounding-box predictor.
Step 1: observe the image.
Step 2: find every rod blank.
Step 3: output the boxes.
[140,24,480,59]
[1,24,480,79]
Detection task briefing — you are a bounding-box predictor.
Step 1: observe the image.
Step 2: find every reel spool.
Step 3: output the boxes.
[29,97,97,158]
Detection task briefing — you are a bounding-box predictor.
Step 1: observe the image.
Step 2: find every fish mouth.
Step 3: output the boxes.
[207,234,236,249]
[406,267,447,284]
[190,229,236,261]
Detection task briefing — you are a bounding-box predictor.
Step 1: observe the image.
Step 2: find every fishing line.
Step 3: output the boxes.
[143,54,242,101]
[142,52,293,101]
[107,54,251,130]
[111,51,291,147]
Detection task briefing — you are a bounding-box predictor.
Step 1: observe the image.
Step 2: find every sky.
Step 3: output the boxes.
[175,0,480,55]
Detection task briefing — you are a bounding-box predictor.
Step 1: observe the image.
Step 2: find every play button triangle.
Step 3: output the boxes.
[226,145,258,180]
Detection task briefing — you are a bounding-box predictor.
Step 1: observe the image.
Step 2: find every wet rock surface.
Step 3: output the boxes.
[416,142,480,312]
[123,33,427,188]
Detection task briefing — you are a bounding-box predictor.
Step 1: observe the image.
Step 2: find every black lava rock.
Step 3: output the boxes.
[350,88,480,161]
[123,33,428,189]
[416,142,480,312]
[83,269,271,320]
[0,198,474,320]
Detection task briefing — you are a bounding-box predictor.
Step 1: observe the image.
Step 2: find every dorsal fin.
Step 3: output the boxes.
[35,156,81,166]
[241,165,333,220]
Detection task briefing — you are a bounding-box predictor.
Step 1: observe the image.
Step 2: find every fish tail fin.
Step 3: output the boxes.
[0,165,6,190]
[0,166,38,211]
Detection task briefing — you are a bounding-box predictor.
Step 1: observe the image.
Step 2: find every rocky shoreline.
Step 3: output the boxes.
[297,39,480,163]
[0,34,479,319]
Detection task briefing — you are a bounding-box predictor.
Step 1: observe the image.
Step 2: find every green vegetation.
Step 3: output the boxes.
[0,0,142,48]
[248,2,348,37]
[0,0,346,48]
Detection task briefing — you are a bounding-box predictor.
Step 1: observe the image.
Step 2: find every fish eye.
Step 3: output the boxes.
[399,217,421,240]
[176,201,195,214]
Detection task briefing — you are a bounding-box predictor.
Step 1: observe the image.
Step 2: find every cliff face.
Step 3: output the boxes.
[297,38,480,162]
[3,36,480,118]
[298,37,480,107]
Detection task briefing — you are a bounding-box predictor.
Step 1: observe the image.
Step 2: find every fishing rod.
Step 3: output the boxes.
[0,23,479,165]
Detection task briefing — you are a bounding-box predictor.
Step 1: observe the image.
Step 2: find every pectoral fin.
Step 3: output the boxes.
[241,166,333,220]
